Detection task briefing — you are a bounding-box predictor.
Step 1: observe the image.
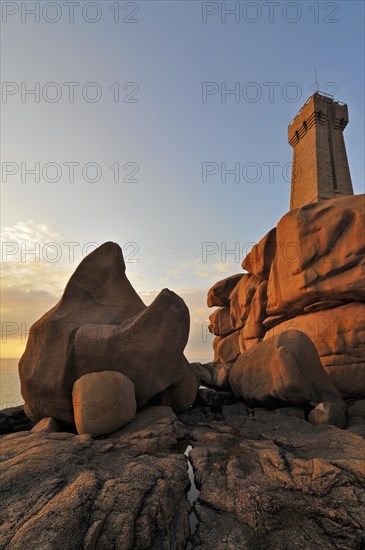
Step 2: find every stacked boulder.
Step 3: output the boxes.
[19,242,197,436]
[208,194,365,399]
[208,272,268,363]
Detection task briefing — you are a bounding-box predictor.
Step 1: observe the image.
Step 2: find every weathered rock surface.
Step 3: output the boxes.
[111,406,178,435]
[72,371,136,437]
[188,404,365,549]
[240,279,267,341]
[241,227,277,280]
[229,274,262,330]
[207,274,243,308]
[230,330,344,409]
[266,194,365,318]
[264,303,365,397]
[19,242,196,425]
[0,409,191,550]
[1,400,365,549]
[110,406,188,454]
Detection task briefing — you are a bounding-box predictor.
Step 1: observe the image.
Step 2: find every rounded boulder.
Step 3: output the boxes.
[72,371,136,437]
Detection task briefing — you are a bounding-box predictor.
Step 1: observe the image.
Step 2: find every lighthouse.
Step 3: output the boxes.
[288,92,353,210]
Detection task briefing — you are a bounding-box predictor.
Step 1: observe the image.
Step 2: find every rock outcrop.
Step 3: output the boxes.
[207,194,365,398]
[230,330,344,409]
[2,402,364,549]
[188,404,365,549]
[19,242,197,427]
[0,408,191,549]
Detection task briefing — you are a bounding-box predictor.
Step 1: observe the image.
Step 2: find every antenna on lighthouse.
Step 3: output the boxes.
[310,68,319,94]
[314,68,319,91]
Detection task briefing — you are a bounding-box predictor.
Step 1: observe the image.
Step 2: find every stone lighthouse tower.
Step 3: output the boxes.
[288,92,353,210]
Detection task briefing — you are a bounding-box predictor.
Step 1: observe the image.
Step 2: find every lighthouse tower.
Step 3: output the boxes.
[288,92,353,210]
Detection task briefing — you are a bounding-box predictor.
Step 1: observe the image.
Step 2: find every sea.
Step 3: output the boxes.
[1,358,23,409]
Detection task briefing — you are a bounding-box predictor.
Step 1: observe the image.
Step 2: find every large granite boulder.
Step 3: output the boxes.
[266,194,365,319]
[19,242,196,425]
[207,274,243,307]
[72,290,195,413]
[240,278,267,344]
[241,227,277,280]
[264,303,365,398]
[230,330,344,408]
[149,356,199,413]
[229,274,262,330]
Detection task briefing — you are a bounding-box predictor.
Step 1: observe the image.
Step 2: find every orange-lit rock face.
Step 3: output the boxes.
[229,274,263,330]
[266,194,365,318]
[208,194,365,398]
[207,273,243,307]
[241,227,276,280]
[264,303,365,398]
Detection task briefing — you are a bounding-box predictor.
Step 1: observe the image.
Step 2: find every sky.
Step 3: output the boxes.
[1,0,364,362]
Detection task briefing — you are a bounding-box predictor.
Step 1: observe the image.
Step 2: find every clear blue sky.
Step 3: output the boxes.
[1,0,364,361]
